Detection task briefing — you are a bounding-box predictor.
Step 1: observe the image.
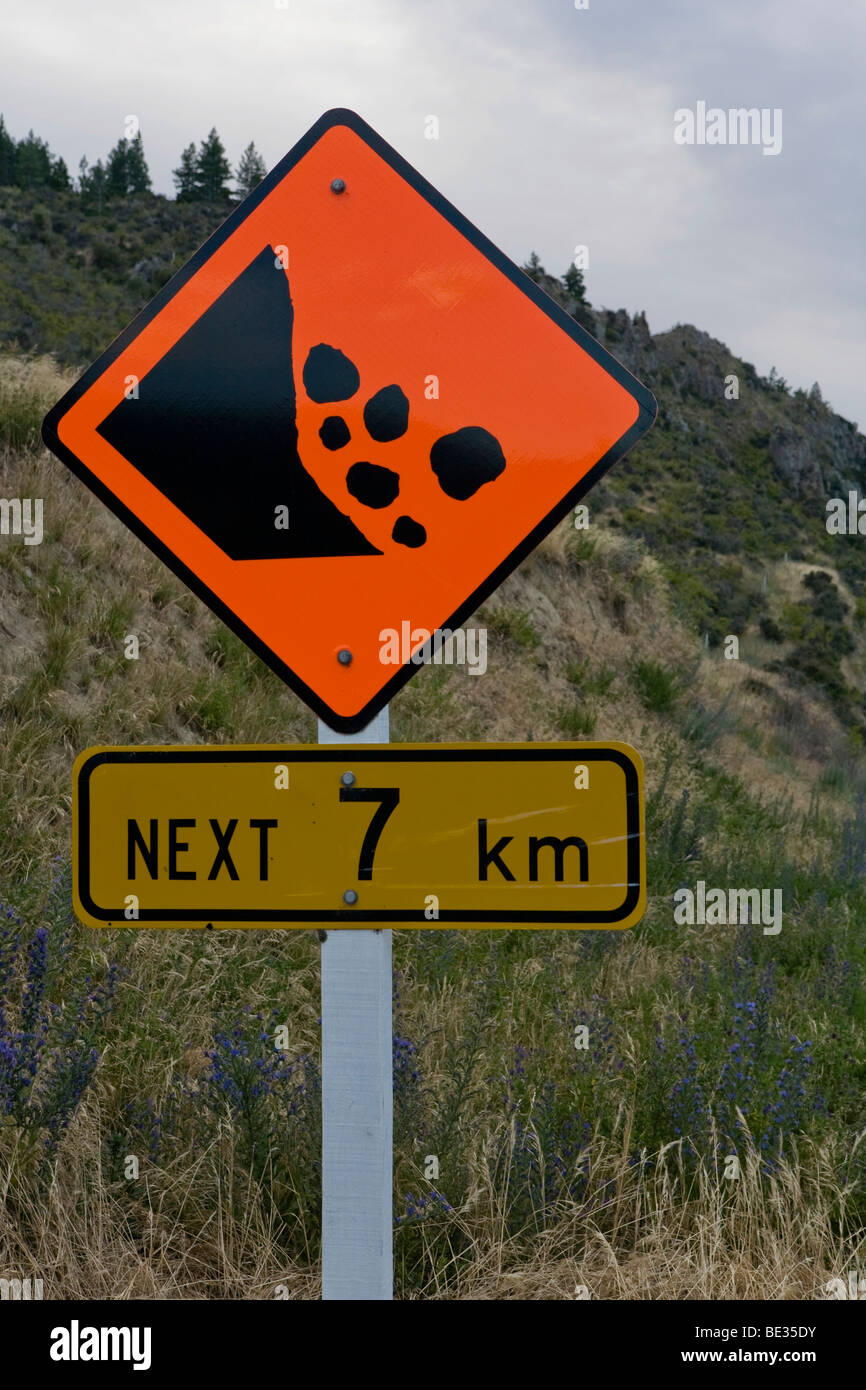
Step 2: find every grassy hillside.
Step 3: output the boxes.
[3,185,865,727]
[1,197,865,1298]
[0,186,230,367]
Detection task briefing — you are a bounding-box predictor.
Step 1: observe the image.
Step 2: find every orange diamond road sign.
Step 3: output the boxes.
[43,108,656,732]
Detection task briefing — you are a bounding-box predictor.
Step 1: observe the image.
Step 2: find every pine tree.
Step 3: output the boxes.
[0,117,70,191]
[195,128,232,202]
[767,365,789,394]
[91,160,107,214]
[14,130,52,189]
[48,155,70,191]
[105,137,130,198]
[523,251,543,283]
[126,131,151,194]
[173,142,198,202]
[235,141,267,200]
[0,115,15,186]
[563,263,587,303]
[80,157,107,213]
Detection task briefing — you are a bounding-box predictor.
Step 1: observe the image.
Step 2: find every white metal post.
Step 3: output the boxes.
[317,708,392,1300]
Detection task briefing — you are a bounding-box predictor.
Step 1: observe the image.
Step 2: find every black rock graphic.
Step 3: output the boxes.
[430,426,506,501]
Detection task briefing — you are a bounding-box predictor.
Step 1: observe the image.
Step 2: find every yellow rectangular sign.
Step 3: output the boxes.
[72,743,644,929]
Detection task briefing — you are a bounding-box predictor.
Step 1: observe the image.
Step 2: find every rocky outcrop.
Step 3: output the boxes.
[768,428,825,498]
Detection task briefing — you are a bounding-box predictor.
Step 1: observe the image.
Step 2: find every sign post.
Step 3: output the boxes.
[71,733,644,1301]
[317,709,392,1300]
[45,106,658,1303]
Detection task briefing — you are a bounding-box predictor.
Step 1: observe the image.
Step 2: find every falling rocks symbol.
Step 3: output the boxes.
[44,108,657,731]
[97,246,381,560]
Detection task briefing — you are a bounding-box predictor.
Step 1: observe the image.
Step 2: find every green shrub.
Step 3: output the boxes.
[680,695,735,749]
[558,701,597,737]
[191,676,232,734]
[759,616,784,642]
[487,605,539,650]
[30,204,51,239]
[632,658,681,713]
[565,659,615,696]
[0,358,53,451]
[565,530,596,567]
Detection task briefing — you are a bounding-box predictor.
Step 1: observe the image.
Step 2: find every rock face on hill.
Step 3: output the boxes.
[521,257,866,727]
[524,259,865,509]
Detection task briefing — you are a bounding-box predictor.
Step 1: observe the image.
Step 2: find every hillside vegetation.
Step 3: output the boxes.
[0,190,864,1298]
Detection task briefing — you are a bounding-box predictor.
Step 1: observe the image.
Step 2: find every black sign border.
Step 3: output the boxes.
[43,108,657,733]
[75,745,643,927]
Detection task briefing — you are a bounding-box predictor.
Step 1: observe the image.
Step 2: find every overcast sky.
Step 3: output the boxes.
[3,0,864,426]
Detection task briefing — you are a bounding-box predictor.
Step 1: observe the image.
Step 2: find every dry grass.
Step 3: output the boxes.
[438,1134,859,1302]
[0,353,71,453]
[1,354,865,1299]
[3,1104,860,1300]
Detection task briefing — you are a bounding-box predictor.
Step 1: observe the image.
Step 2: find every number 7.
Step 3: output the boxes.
[339,786,400,880]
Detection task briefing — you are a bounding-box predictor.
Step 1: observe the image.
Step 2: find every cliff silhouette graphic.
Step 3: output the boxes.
[97,246,381,559]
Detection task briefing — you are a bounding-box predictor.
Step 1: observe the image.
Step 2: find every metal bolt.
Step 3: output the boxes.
[343,889,359,905]
[331,178,346,194]
[337,648,353,666]
[341,771,356,787]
